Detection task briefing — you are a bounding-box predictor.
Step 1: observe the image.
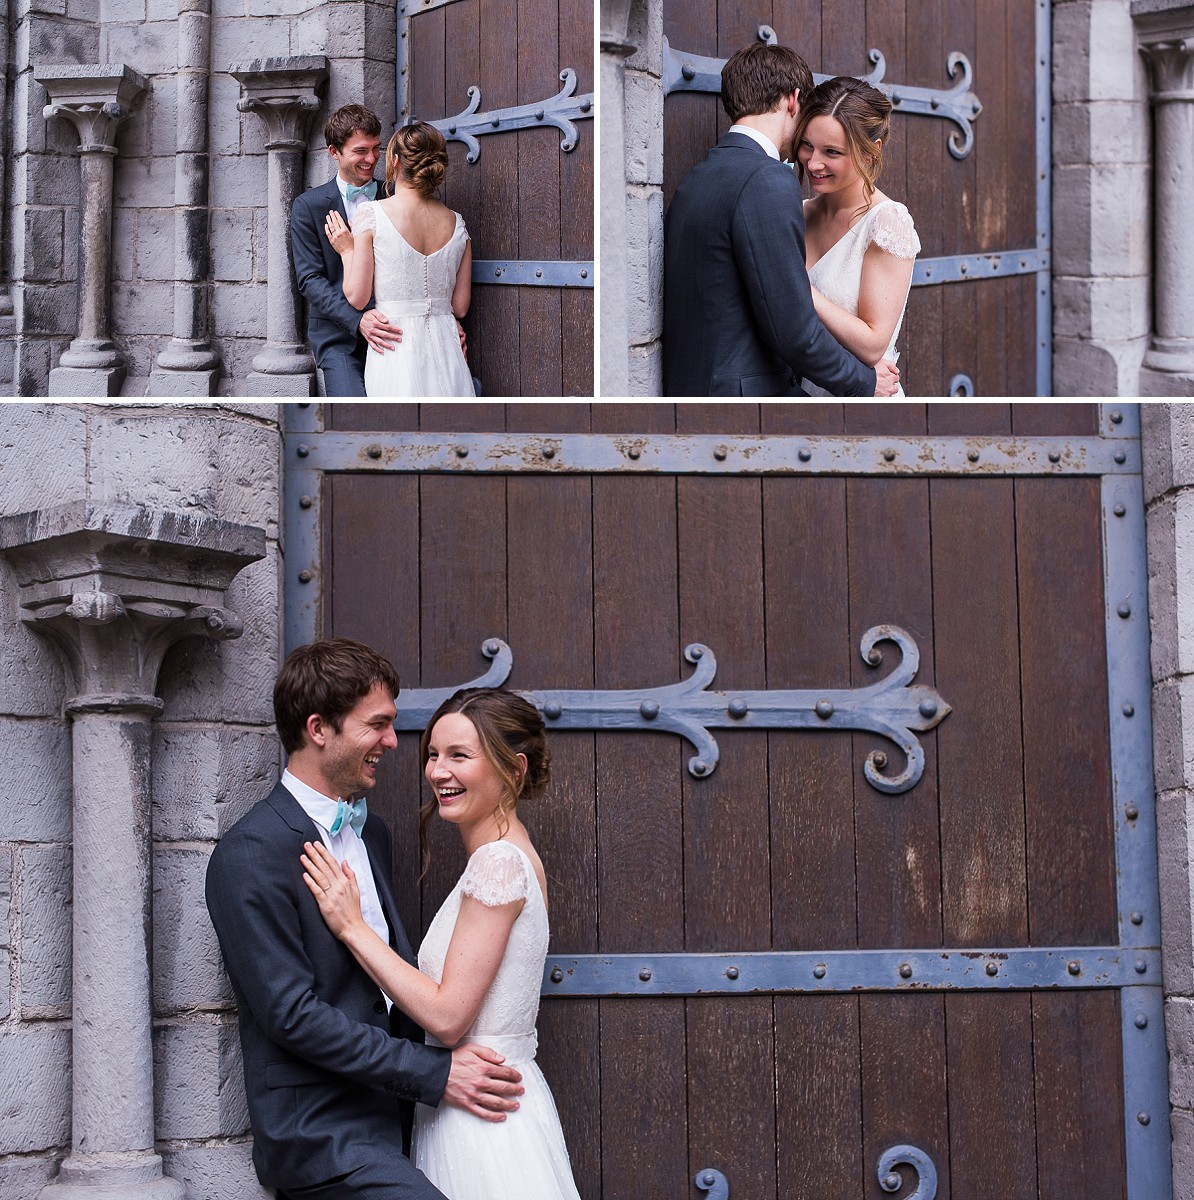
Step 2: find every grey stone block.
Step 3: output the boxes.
[19,844,71,1017]
[626,0,663,74]
[210,209,255,283]
[99,0,147,20]
[1053,0,1145,104]
[0,597,69,718]
[1148,495,1180,680]
[1053,275,1151,343]
[21,282,77,338]
[136,208,179,282]
[209,155,267,211]
[209,72,248,157]
[211,280,270,339]
[624,70,663,186]
[1140,365,1194,398]
[1172,1107,1194,1200]
[103,24,178,76]
[0,1026,71,1152]
[14,338,57,399]
[19,153,79,208]
[89,408,283,529]
[112,204,137,283]
[1051,334,1146,397]
[0,849,10,950]
[1160,786,1194,995]
[19,208,66,283]
[0,719,72,841]
[115,155,177,209]
[0,948,9,1021]
[110,280,174,339]
[153,725,278,841]
[160,1140,271,1200]
[0,401,88,513]
[211,19,292,79]
[0,1154,61,1200]
[153,846,235,1012]
[626,185,663,344]
[628,339,662,397]
[154,1021,250,1138]
[157,551,282,725]
[1170,994,1194,1107]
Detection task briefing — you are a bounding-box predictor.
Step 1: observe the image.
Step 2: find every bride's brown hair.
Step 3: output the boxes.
[385,121,448,197]
[794,76,892,216]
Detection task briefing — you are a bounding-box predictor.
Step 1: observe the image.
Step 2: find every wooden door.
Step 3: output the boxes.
[662,0,1046,396]
[289,402,1168,1200]
[401,0,594,396]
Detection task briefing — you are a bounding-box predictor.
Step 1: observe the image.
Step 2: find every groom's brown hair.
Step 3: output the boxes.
[324,104,382,150]
[721,43,813,121]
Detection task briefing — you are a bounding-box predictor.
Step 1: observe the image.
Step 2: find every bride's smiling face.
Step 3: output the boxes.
[798,115,862,196]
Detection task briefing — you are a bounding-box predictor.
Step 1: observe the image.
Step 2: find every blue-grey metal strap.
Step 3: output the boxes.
[473,260,594,288]
[392,627,949,790]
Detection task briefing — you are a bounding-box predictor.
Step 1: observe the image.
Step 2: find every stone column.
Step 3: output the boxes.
[150,0,222,395]
[0,502,265,1200]
[231,57,327,397]
[34,65,147,397]
[1134,2,1194,395]
[600,0,635,397]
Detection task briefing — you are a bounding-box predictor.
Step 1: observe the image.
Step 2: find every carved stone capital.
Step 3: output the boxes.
[231,56,328,150]
[35,64,148,153]
[1139,36,1194,95]
[0,502,266,710]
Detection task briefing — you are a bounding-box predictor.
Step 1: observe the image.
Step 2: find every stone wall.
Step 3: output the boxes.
[0,402,283,1199]
[6,2,398,396]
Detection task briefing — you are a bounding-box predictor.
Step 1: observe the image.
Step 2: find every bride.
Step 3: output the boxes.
[795,76,920,397]
[301,688,582,1200]
[324,122,474,398]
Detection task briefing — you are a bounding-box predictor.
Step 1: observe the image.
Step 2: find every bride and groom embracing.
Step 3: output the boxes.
[206,638,582,1200]
[664,42,919,397]
[290,105,475,398]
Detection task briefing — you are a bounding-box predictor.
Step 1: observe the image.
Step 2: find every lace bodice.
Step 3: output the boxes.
[418,841,547,1051]
[354,201,468,308]
[806,198,920,363]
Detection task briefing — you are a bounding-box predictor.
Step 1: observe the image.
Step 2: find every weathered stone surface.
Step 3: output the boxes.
[153,845,235,1012]
[160,1140,271,1200]
[0,1025,71,1151]
[1170,994,1194,1107]
[0,578,69,718]
[153,725,278,841]
[154,1021,250,1138]
[0,1153,61,1199]
[0,719,72,842]
[0,402,87,512]
[626,185,663,344]
[19,844,71,1018]
[0,849,11,949]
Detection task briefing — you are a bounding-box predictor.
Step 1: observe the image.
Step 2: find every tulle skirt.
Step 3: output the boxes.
[414,1042,581,1200]
[364,300,473,398]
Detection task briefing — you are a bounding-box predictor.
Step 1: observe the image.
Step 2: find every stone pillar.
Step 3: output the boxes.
[0,502,265,1200]
[34,65,147,397]
[600,0,635,397]
[150,0,222,396]
[231,57,327,397]
[1135,2,1194,396]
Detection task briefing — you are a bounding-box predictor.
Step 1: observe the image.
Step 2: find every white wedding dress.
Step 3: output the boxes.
[354,200,474,398]
[414,840,582,1200]
[803,198,920,397]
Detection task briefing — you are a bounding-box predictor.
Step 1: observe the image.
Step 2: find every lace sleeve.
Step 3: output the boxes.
[459,841,529,907]
[352,201,377,235]
[870,202,921,260]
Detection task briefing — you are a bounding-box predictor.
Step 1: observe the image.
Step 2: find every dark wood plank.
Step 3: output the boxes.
[323,403,419,431]
[1016,476,1116,945]
[503,402,598,1196]
[945,993,1037,1200]
[861,994,951,1200]
[1033,992,1126,1200]
[676,405,776,1199]
[1011,402,1099,436]
[927,404,1027,947]
[662,0,718,209]
[590,402,687,1200]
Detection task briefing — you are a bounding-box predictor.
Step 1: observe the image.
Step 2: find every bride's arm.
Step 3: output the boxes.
[810,244,914,367]
[302,840,521,1045]
[452,239,472,319]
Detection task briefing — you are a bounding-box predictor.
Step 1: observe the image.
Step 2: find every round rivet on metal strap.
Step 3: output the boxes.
[1123,703,1135,717]
[1048,449,1061,463]
[640,700,660,720]
[1136,959,1148,974]
[1138,1112,1151,1126]
[1118,602,1131,618]
[1114,450,1127,464]
[967,449,979,462]
[919,699,938,719]
[1126,804,1140,820]
[985,962,998,976]
[367,444,382,459]
[1131,911,1144,925]
[728,698,749,719]
[813,964,827,979]
[798,447,812,462]
[542,445,556,459]
[299,495,314,509]
[628,446,642,460]
[883,448,896,462]
[714,445,728,461]
[815,699,834,719]
[1135,1013,1149,1029]
[550,967,563,983]
[1111,410,1124,424]
[297,443,310,458]
[1114,503,1126,517]
[543,702,562,720]
[1067,960,1081,975]
[726,966,740,980]
[639,967,653,982]
[899,963,913,979]
[298,570,312,584]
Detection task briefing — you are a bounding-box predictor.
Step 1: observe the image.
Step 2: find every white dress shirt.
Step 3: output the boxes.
[282,769,393,1006]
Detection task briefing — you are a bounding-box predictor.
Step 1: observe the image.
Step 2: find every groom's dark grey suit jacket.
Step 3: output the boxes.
[663,131,876,397]
[205,781,451,1196]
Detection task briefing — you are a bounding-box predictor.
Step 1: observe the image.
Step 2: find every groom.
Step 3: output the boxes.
[206,638,523,1199]
[290,104,402,396]
[663,42,899,397]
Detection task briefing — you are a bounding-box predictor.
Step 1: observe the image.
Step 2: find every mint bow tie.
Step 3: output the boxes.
[346,181,377,202]
[329,797,367,837]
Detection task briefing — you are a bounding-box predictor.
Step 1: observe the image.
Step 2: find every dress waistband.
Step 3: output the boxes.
[377,298,453,318]
[427,1030,538,1064]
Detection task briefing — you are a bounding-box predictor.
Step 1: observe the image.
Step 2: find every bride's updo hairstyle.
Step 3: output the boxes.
[418,688,550,875]
[385,121,448,197]
[795,76,892,207]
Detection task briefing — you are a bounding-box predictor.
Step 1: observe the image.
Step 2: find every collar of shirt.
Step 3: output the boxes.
[728,123,781,161]
[282,768,345,835]
[337,176,377,222]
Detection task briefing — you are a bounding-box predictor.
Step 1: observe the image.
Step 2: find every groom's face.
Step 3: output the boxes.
[330,129,382,187]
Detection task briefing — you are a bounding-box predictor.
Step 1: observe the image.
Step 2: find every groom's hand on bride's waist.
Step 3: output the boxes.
[442,1042,524,1121]
[359,309,402,353]
[874,359,900,397]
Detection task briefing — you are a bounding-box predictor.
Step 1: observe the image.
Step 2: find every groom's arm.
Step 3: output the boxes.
[290,188,372,336]
[732,167,876,397]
